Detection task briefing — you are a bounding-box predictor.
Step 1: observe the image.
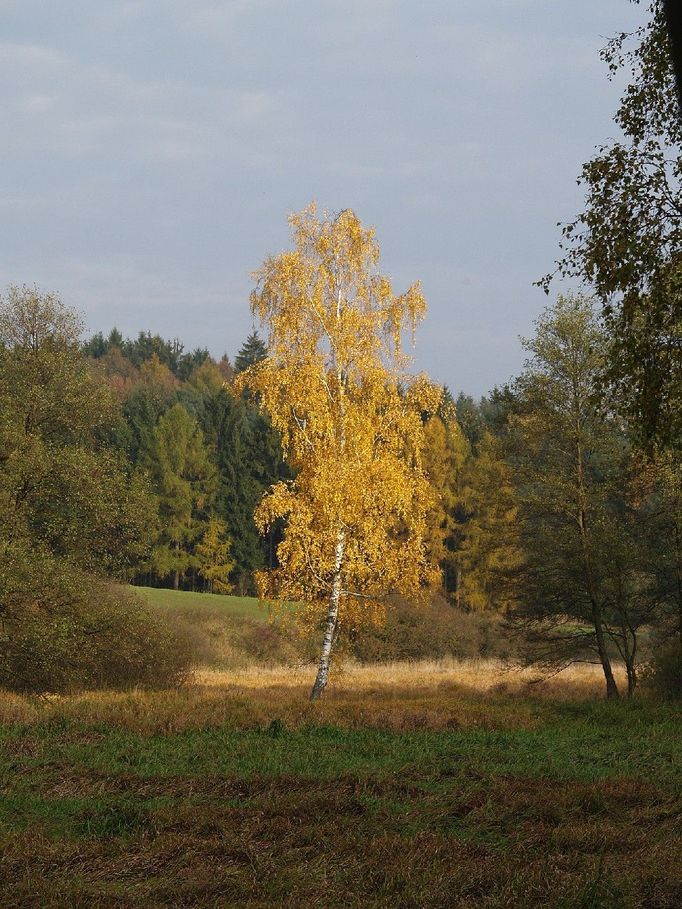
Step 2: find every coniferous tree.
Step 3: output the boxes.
[146,403,215,590]
[196,518,235,593]
[423,410,468,594]
[455,432,522,613]
[235,331,267,373]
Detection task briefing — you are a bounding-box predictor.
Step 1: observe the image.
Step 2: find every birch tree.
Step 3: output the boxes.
[237,204,440,699]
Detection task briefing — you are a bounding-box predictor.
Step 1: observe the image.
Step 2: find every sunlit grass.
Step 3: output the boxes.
[132,585,268,619]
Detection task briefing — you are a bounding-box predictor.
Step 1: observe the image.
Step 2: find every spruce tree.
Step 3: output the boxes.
[235,331,267,373]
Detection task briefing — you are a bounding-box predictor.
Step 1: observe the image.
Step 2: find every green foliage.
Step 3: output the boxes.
[235,330,267,373]
[85,328,210,381]
[455,432,522,613]
[0,287,190,692]
[507,295,670,697]
[145,403,215,588]
[0,546,190,694]
[0,286,156,577]
[641,641,682,700]
[544,1,682,450]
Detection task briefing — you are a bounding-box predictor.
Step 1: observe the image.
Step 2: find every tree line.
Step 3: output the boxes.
[2,1,681,698]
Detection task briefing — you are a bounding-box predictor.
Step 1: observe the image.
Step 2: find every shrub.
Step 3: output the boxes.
[641,641,682,700]
[347,594,520,663]
[0,548,191,693]
[160,605,303,669]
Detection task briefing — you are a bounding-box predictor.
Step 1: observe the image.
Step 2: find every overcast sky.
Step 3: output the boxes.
[1,1,647,396]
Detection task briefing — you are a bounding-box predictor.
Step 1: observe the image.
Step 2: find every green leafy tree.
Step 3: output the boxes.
[544,1,682,449]
[0,286,181,692]
[0,285,152,573]
[509,295,653,699]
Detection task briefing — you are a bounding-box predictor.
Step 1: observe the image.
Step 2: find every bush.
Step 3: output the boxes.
[0,548,191,693]
[641,642,682,700]
[346,594,520,663]
[160,605,303,669]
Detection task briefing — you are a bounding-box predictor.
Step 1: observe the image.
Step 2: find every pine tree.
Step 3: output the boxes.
[235,331,267,373]
[422,410,468,591]
[455,432,522,612]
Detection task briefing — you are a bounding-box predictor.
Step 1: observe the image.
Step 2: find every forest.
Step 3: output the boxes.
[2,280,680,702]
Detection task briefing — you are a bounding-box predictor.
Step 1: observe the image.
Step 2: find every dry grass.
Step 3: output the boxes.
[0,658,625,735]
[196,656,623,696]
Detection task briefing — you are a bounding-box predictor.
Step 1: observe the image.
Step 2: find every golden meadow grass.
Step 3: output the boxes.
[0,658,626,734]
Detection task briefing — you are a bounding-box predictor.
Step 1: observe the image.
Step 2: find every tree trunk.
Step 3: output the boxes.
[592,607,620,699]
[310,529,345,701]
[574,436,619,700]
[674,522,682,653]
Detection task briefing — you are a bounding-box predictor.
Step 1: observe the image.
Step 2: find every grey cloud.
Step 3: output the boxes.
[0,0,647,395]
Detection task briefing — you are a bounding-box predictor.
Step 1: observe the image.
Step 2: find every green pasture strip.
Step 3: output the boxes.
[131,585,267,619]
[2,701,682,908]
[2,701,682,789]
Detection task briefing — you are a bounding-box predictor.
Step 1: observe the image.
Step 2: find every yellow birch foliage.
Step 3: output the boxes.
[235,204,441,632]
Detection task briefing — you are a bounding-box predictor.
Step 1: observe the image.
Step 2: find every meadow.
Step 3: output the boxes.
[2,606,682,909]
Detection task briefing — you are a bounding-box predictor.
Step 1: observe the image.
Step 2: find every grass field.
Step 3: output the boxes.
[2,660,682,908]
[133,585,268,620]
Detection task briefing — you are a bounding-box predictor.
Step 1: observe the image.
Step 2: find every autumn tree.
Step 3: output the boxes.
[422,407,468,595]
[196,518,235,593]
[237,205,440,699]
[455,432,522,613]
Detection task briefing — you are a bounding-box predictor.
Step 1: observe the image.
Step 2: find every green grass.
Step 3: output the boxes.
[2,698,682,907]
[132,585,267,620]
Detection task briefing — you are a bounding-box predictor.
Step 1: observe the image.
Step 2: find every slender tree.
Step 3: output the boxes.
[237,204,440,699]
[196,518,235,593]
[455,432,522,613]
[543,1,682,450]
[146,403,215,590]
[511,295,628,698]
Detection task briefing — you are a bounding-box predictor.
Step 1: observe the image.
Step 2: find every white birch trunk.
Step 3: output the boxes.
[310,527,345,700]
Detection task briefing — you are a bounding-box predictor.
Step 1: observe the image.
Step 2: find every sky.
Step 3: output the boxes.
[0,0,648,396]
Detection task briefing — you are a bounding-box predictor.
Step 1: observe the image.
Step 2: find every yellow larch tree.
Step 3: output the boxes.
[236,204,441,699]
[456,432,522,612]
[422,405,469,592]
